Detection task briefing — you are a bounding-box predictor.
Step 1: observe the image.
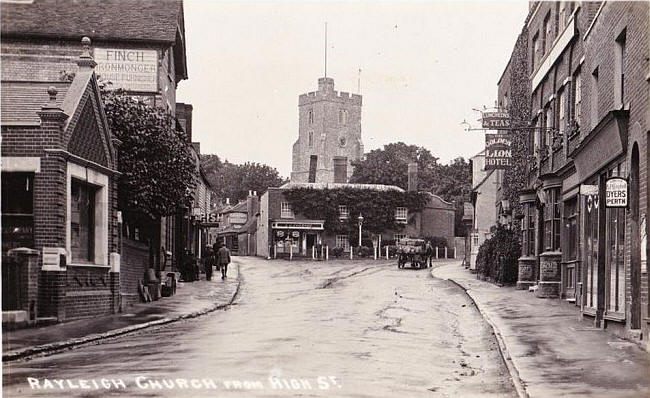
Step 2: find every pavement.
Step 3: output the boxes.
[432,262,650,398]
[2,262,240,362]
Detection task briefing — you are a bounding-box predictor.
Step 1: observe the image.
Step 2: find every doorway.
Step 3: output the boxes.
[630,143,641,329]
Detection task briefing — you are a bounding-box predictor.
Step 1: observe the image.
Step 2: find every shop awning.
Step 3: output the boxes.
[271,220,324,230]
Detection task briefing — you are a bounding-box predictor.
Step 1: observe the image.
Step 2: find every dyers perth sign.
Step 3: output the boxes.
[605,177,628,208]
[94,48,158,93]
[484,133,512,170]
[481,111,511,129]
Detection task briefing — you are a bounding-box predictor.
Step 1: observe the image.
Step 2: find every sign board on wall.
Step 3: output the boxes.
[484,133,512,170]
[605,177,628,208]
[94,48,158,92]
[481,112,511,129]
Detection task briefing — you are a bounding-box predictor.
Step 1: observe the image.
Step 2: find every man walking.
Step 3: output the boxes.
[217,243,231,279]
[425,241,434,268]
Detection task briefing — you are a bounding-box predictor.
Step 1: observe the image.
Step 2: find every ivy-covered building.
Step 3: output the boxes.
[256,177,455,258]
[498,1,649,345]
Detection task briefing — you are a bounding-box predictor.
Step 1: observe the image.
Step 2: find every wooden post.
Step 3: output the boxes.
[445,247,448,259]
[385,246,389,259]
[373,245,377,260]
[435,247,439,259]
[273,244,277,259]
[454,247,457,259]
[312,246,315,260]
[325,245,329,261]
[350,248,353,260]
[289,244,293,261]
[378,235,382,259]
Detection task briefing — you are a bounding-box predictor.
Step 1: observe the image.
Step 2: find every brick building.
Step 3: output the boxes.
[1,0,192,311]
[468,150,498,271]
[2,39,120,323]
[291,77,364,183]
[498,1,649,344]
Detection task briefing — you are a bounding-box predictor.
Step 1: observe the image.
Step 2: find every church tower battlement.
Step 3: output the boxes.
[291,77,364,183]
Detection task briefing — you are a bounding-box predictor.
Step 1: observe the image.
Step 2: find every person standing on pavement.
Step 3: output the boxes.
[217,243,231,279]
[425,241,434,268]
[204,246,214,281]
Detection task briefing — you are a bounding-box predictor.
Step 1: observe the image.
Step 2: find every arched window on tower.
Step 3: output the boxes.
[339,109,348,125]
[308,131,313,147]
[308,109,314,124]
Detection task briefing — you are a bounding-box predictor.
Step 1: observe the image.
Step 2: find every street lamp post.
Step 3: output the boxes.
[358,213,364,248]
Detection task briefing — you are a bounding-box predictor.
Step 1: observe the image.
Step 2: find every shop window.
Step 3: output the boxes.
[395,207,408,223]
[521,202,536,256]
[338,205,349,220]
[584,180,599,310]
[563,197,578,261]
[336,235,350,252]
[1,172,34,253]
[606,163,626,314]
[280,202,294,219]
[543,188,561,252]
[71,179,97,263]
[394,234,406,243]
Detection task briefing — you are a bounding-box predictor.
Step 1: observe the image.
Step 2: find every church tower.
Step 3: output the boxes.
[291,77,364,183]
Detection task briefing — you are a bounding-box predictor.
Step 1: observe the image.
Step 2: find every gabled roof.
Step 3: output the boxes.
[222,201,247,214]
[1,81,70,125]
[280,182,404,192]
[1,0,183,44]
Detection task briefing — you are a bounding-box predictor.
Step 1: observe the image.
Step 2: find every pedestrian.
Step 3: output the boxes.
[217,243,231,279]
[204,246,214,281]
[425,241,434,268]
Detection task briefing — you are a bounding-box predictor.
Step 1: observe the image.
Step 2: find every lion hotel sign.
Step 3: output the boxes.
[94,48,158,93]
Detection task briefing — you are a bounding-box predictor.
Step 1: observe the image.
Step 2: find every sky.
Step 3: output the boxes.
[176,0,531,178]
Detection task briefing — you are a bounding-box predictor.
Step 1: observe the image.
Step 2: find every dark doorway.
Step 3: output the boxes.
[306,234,316,250]
[308,155,317,183]
[630,143,641,329]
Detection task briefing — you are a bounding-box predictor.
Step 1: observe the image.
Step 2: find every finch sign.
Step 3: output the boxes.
[94,48,158,93]
[605,177,628,208]
[481,111,511,129]
[484,133,512,169]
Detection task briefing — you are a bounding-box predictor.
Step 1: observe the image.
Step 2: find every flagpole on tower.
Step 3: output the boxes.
[324,22,328,78]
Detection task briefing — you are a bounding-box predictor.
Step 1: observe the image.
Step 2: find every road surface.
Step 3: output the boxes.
[3,257,515,397]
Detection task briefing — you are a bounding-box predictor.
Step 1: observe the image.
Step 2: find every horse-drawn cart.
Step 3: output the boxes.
[396,238,427,269]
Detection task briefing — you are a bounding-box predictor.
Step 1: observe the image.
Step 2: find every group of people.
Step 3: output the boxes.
[179,243,231,282]
[203,242,231,281]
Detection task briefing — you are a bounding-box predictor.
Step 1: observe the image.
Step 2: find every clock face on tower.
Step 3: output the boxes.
[338,136,347,147]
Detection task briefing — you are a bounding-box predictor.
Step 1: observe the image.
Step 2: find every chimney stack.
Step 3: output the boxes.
[407,163,418,192]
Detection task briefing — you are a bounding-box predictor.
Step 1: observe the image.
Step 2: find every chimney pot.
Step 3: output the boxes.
[47,86,58,102]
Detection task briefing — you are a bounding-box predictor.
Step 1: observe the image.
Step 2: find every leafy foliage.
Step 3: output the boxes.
[476,224,521,285]
[282,187,429,235]
[202,156,286,203]
[101,89,197,220]
[349,142,471,236]
[349,142,439,189]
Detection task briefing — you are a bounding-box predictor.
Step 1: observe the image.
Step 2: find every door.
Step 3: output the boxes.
[630,144,641,329]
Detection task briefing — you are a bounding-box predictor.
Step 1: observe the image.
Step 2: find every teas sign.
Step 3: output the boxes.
[481,111,511,129]
[484,133,512,169]
[605,177,628,208]
[94,48,158,93]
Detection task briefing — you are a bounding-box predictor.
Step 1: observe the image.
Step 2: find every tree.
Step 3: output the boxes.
[201,158,286,203]
[433,157,472,236]
[101,88,197,269]
[349,142,439,190]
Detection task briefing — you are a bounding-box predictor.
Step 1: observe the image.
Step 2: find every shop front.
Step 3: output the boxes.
[270,220,324,257]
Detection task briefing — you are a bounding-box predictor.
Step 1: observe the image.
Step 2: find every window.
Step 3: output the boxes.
[543,12,552,55]
[563,197,578,261]
[338,109,348,125]
[336,235,350,251]
[543,188,561,252]
[1,172,34,253]
[542,105,553,155]
[532,33,540,70]
[338,205,349,220]
[521,202,536,256]
[280,202,294,219]
[559,2,567,28]
[558,89,566,137]
[606,163,626,314]
[571,69,582,132]
[615,30,626,107]
[71,179,97,263]
[308,109,314,124]
[167,49,173,80]
[591,67,599,129]
[308,131,314,147]
[394,234,406,243]
[502,93,508,111]
[533,116,540,157]
[395,207,408,223]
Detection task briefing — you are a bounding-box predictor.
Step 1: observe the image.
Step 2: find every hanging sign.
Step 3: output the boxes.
[484,133,512,169]
[481,111,511,128]
[94,48,158,93]
[605,177,628,208]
